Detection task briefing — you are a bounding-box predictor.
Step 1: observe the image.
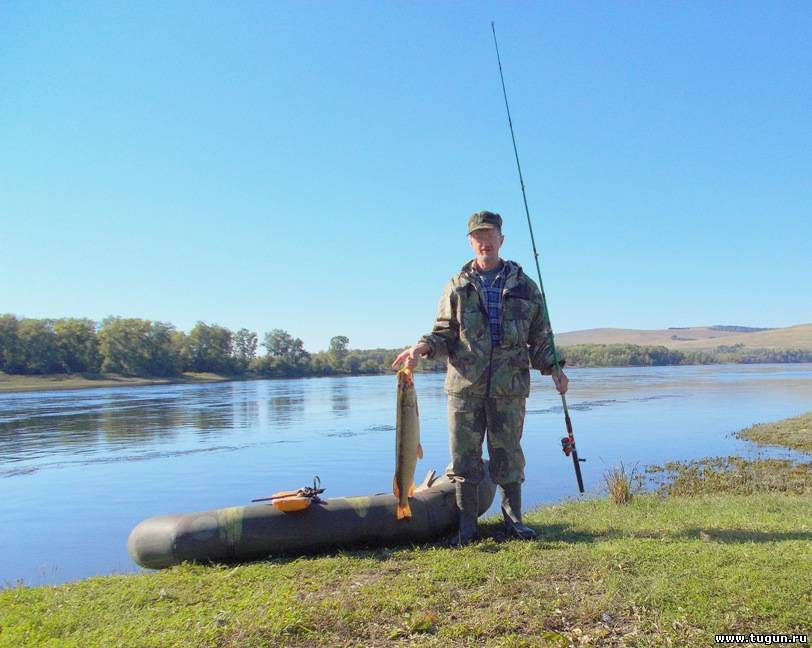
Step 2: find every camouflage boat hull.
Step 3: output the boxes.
[128,467,496,569]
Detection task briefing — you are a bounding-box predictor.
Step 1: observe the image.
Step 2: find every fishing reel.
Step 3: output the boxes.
[560,436,574,456]
[561,437,586,462]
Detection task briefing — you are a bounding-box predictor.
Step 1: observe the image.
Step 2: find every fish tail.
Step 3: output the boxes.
[397,366,414,386]
[396,502,412,520]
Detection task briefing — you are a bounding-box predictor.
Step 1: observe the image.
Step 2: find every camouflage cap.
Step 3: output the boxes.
[467,211,502,235]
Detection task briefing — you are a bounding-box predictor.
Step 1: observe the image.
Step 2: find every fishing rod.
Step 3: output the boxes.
[490,22,585,493]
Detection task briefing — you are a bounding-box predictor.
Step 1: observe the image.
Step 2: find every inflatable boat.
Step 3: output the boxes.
[128,467,496,569]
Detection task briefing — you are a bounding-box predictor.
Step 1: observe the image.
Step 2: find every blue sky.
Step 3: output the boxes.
[2,2,810,351]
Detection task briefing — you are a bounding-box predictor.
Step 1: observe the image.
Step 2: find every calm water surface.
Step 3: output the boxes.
[1,363,811,586]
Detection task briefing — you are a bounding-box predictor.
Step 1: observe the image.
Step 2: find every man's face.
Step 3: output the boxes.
[468,228,504,267]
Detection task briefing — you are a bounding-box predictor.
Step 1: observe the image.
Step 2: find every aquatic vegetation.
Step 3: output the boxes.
[736,412,812,453]
[603,462,642,505]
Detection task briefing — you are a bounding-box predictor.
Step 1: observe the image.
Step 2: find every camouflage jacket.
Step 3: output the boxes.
[420,260,563,398]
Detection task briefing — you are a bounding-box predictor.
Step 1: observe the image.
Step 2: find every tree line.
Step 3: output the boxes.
[562,343,812,367]
[0,315,446,378]
[2,315,810,379]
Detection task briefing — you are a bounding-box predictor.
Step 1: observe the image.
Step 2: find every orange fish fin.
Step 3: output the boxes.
[396,502,412,520]
[409,481,415,497]
[417,443,424,459]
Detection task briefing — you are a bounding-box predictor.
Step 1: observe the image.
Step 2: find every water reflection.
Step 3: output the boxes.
[265,382,306,428]
[331,379,350,417]
[1,364,811,587]
[234,399,259,431]
[192,405,234,436]
[0,439,304,478]
[98,402,186,443]
[0,410,103,461]
[0,384,251,466]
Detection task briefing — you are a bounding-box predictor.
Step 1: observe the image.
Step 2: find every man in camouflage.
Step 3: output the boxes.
[392,211,568,546]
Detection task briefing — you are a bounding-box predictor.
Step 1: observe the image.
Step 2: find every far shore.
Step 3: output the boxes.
[3,360,812,395]
[0,371,241,394]
[0,370,413,394]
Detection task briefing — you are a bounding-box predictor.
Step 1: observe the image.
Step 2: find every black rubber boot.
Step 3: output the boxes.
[448,481,481,548]
[500,482,537,540]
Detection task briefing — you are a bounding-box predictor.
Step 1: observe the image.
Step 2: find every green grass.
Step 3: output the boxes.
[1,494,810,647]
[736,412,812,454]
[2,414,811,646]
[602,462,643,505]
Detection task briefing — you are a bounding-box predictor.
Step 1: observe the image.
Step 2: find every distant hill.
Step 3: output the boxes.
[556,323,812,351]
[707,325,773,333]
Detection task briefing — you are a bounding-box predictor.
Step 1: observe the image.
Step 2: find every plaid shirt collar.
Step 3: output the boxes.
[471,260,508,346]
[460,258,518,284]
[472,259,507,283]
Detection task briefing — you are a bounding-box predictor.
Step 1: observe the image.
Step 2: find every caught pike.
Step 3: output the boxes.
[394,366,423,520]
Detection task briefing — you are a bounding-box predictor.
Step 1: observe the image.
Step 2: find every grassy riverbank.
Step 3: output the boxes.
[1,415,810,647]
[736,412,812,454]
[1,496,809,647]
[0,371,237,393]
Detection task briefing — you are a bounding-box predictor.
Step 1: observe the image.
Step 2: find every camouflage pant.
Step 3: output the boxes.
[446,394,527,486]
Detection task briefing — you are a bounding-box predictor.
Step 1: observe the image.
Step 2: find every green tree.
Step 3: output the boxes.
[54,318,100,373]
[360,358,379,373]
[263,329,310,376]
[146,321,183,376]
[0,314,24,373]
[233,328,258,371]
[171,330,191,371]
[248,355,271,375]
[308,352,332,375]
[17,319,61,374]
[328,335,349,372]
[346,355,361,374]
[187,322,234,373]
[99,317,182,377]
[99,318,150,375]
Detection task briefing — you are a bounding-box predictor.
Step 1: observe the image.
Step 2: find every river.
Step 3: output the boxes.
[1,363,810,586]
